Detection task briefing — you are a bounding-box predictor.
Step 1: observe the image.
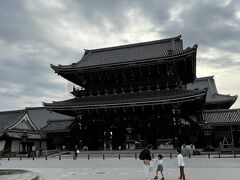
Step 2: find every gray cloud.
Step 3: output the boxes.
[0,1,48,44]
[0,0,239,111]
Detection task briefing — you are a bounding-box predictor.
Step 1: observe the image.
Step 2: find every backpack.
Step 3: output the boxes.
[139,149,145,160]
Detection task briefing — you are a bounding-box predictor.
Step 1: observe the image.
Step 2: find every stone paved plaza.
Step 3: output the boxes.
[0,155,240,180]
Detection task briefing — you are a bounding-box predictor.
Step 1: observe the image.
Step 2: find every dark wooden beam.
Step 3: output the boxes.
[130,68,134,80]
[139,67,143,77]
[122,71,126,81]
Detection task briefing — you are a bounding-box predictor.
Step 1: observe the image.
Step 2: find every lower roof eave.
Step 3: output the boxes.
[45,94,206,111]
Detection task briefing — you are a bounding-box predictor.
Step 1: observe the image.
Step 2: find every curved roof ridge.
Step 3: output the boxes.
[25,112,39,131]
[87,35,182,53]
[5,111,26,130]
[25,106,46,110]
[0,109,25,114]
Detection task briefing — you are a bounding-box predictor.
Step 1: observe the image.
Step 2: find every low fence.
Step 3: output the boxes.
[3,149,240,161]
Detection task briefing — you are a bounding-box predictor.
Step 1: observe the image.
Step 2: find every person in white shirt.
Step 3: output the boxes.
[177,149,185,180]
[153,154,164,180]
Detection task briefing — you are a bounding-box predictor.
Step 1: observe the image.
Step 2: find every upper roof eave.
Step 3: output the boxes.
[51,45,197,73]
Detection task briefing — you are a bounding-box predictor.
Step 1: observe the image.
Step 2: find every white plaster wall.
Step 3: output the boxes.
[33,141,40,150]
[41,141,47,150]
[11,140,20,152]
[9,140,47,153]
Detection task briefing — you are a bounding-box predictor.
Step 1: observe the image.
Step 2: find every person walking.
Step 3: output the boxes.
[74,145,78,159]
[177,149,185,180]
[153,154,164,180]
[142,144,153,180]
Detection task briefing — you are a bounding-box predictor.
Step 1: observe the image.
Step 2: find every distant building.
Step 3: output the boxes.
[187,76,237,109]
[0,107,72,154]
[186,76,239,148]
[199,108,240,148]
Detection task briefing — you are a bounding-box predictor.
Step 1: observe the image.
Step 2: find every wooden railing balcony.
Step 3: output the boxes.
[71,79,183,98]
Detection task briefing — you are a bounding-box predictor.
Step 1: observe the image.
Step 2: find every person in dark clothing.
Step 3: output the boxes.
[74,145,78,159]
[142,144,153,180]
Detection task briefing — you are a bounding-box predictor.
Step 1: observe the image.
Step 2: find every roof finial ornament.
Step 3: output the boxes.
[84,49,90,56]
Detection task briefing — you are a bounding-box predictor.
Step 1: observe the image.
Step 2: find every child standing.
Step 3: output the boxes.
[154,154,164,180]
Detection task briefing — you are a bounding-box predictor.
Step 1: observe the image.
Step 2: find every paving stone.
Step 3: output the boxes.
[0,156,239,180]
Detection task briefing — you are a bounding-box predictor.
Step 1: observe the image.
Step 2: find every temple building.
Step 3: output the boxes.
[0,107,72,154]
[187,76,237,109]
[43,35,239,150]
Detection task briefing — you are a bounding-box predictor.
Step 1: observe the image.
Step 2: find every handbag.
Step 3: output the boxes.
[144,159,150,165]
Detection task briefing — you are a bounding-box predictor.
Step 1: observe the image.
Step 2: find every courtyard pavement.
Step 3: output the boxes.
[0,154,240,180]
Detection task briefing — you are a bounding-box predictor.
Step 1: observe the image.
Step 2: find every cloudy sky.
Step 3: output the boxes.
[0,0,240,111]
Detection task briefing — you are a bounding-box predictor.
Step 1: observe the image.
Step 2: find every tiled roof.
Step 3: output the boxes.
[203,109,240,125]
[76,36,183,67]
[0,110,25,131]
[0,107,72,132]
[41,120,74,132]
[44,89,206,110]
[187,76,238,108]
[51,35,197,71]
[26,107,72,129]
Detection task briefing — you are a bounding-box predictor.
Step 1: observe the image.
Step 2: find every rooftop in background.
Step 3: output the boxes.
[203,109,240,126]
[0,107,72,131]
[187,76,238,109]
[41,119,74,132]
